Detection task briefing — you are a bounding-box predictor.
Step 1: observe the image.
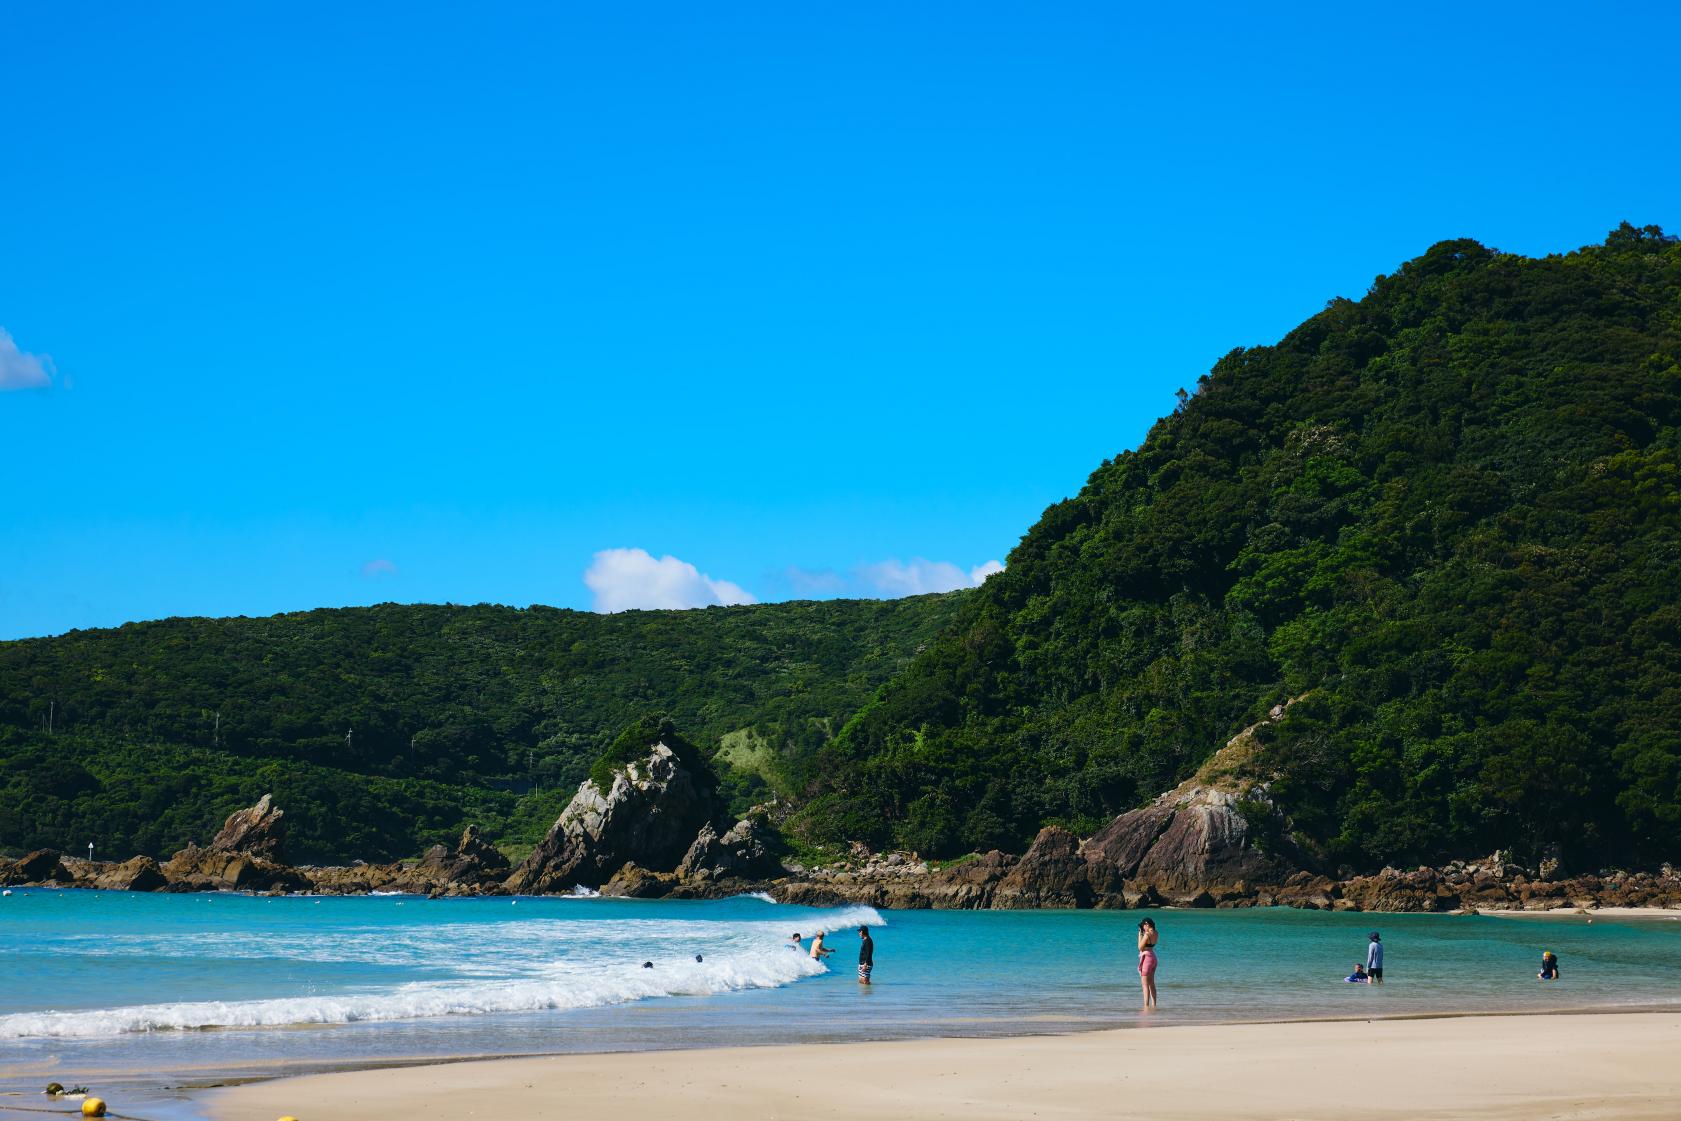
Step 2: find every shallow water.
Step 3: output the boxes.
[4,889,1680,1120]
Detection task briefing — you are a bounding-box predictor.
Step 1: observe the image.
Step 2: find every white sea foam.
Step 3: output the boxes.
[0,902,885,1040]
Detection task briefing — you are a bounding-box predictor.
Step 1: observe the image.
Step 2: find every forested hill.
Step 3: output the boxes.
[0,595,961,861]
[798,224,1681,872]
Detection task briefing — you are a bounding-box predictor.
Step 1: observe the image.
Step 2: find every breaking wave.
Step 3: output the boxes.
[0,902,883,1039]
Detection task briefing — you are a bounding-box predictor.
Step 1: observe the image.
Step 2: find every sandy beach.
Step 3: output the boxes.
[213,1011,1681,1121]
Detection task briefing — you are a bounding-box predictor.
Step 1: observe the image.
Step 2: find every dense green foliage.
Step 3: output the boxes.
[587,714,713,794]
[799,225,1681,871]
[0,596,959,861]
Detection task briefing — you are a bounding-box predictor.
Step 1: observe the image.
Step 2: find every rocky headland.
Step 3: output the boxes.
[5,724,1679,913]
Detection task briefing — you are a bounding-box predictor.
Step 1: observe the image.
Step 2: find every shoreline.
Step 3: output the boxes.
[209,1009,1681,1121]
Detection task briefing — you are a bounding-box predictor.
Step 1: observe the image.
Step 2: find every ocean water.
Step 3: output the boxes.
[4,889,1681,1120]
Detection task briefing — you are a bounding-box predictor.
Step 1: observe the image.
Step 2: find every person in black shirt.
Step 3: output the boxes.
[857,925,874,984]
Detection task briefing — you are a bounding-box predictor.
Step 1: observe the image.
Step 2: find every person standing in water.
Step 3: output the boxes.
[809,931,834,961]
[857,925,874,984]
[1137,917,1159,1008]
[1366,931,1384,983]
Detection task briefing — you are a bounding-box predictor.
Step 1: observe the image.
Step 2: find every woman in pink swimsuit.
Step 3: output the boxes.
[1137,917,1159,1009]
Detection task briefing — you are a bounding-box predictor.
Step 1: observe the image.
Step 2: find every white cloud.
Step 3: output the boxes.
[361,558,398,579]
[857,557,1005,597]
[0,328,52,391]
[784,565,848,596]
[585,548,757,612]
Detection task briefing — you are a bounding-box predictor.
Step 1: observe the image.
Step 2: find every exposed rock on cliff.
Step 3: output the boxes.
[209,793,288,861]
[676,818,781,882]
[505,739,737,894]
[1083,703,1302,902]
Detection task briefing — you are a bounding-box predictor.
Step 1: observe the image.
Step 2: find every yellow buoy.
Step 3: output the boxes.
[278,1115,301,1121]
[81,1098,107,1117]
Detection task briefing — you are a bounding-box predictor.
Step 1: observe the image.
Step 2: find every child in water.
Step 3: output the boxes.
[1538,951,1561,980]
[1345,963,1370,983]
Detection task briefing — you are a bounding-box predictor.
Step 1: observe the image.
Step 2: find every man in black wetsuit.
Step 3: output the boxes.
[857,925,874,985]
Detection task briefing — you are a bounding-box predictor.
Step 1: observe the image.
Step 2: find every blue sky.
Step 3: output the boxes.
[3,2,1678,639]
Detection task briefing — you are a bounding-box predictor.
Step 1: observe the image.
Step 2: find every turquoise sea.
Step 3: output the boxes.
[4,889,1681,1120]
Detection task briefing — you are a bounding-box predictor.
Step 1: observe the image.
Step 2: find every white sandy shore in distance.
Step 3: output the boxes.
[212,1012,1681,1121]
[1478,907,1681,920]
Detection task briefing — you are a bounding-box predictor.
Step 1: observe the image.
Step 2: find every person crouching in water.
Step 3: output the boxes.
[1538,951,1561,981]
[1137,917,1159,1009]
[1345,963,1370,983]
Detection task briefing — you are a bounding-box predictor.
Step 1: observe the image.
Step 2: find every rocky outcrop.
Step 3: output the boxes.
[156,795,306,892]
[413,825,510,886]
[0,849,72,885]
[993,827,1099,908]
[1083,704,1301,903]
[161,844,310,892]
[209,793,287,861]
[601,863,682,898]
[84,856,169,892]
[676,818,781,883]
[505,740,772,894]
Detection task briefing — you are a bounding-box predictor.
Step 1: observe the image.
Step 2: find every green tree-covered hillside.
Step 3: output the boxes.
[799,224,1681,872]
[0,595,960,861]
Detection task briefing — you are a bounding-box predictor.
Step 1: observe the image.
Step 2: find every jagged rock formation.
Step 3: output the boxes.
[161,844,310,892]
[301,824,514,896]
[159,795,308,892]
[993,827,1095,908]
[5,735,1680,912]
[209,793,288,861]
[505,739,775,894]
[675,818,781,882]
[0,849,71,886]
[414,825,511,886]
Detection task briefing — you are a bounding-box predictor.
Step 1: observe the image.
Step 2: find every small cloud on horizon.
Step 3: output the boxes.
[856,557,1005,597]
[361,558,398,579]
[784,565,849,596]
[585,548,757,612]
[0,328,53,391]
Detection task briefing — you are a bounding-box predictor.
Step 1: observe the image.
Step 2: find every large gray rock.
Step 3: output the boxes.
[505,741,725,893]
[210,794,288,861]
[676,818,783,881]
